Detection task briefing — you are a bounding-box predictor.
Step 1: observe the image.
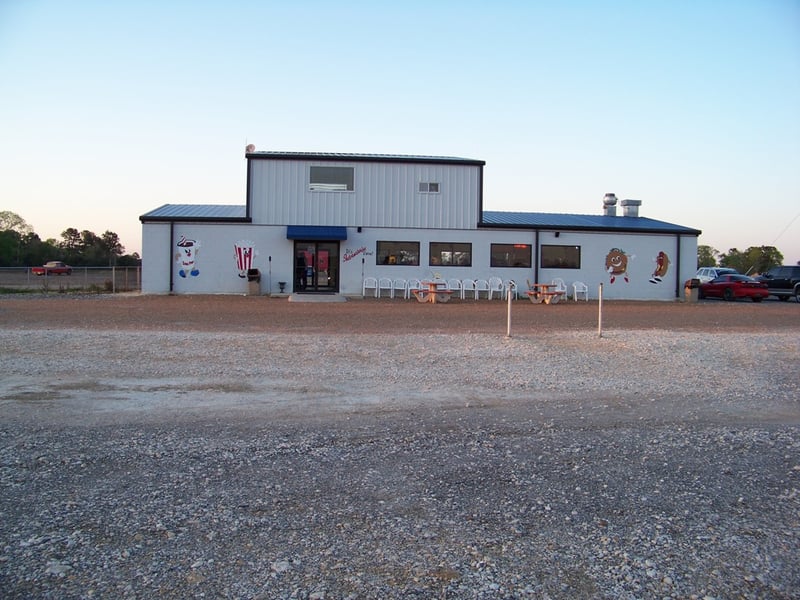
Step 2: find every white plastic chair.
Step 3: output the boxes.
[488,277,504,300]
[461,278,477,300]
[362,276,378,298]
[502,279,518,300]
[446,278,462,297]
[377,277,393,298]
[474,279,490,299]
[406,278,422,300]
[572,281,589,302]
[552,278,567,295]
[391,278,406,299]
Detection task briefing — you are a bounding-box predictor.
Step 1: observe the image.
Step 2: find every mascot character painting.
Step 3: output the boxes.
[605,247,633,284]
[649,251,670,284]
[175,236,200,278]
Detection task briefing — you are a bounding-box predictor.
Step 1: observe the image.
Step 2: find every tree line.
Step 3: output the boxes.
[697,244,788,275]
[0,211,140,268]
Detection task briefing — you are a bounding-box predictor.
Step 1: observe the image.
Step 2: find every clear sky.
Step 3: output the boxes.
[2,0,799,263]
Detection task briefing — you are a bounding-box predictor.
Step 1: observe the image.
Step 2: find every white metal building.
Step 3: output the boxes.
[139,150,701,300]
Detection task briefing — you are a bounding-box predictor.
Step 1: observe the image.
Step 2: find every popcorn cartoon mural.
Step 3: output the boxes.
[175,236,200,278]
[649,251,670,284]
[234,240,258,278]
[605,247,633,284]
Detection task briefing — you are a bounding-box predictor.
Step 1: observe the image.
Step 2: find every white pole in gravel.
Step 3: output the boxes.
[506,283,512,338]
[598,283,604,337]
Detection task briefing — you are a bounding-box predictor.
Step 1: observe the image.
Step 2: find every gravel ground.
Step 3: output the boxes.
[0,295,798,599]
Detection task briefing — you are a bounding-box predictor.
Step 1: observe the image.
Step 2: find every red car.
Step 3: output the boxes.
[699,274,769,302]
[31,261,73,276]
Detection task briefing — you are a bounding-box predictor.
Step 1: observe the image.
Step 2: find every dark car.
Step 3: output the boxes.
[756,265,800,302]
[699,274,769,302]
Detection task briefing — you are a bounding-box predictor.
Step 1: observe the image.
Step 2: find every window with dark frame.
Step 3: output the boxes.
[376,241,420,266]
[490,243,532,268]
[429,242,472,267]
[418,182,440,193]
[309,166,354,191]
[540,244,581,269]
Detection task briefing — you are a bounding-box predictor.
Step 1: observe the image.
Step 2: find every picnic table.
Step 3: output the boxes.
[525,283,565,304]
[412,280,453,304]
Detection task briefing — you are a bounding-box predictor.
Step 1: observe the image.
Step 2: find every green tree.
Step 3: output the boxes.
[59,228,82,263]
[0,229,22,266]
[78,230,103,265]
[100,231,125,265]
[747,245,783,275]
[0,211,33,265]
[719,246,783,275]
[719,248,745,272]
[697,245,718,268]
[117,252,141,267]
[20,232,55,266]
[0,211,32,236]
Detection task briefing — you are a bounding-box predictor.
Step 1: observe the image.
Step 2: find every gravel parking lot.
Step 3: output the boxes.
[0,295,798,599]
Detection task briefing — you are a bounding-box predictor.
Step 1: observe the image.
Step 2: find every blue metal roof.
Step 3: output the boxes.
[245,151,485,166]
[286,226,348,240]
[481,211,701,235]
[140,204,247,222]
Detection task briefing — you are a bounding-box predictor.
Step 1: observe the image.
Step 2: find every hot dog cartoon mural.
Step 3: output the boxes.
[649,251,670,284]
[605,247,633,284]
[175,236,200,278]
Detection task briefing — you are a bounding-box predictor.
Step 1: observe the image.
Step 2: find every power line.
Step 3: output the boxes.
[771,211,800,245]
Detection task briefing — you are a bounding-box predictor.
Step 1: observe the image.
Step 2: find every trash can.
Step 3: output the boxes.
[247,269,261,295]
[684,278,700,303]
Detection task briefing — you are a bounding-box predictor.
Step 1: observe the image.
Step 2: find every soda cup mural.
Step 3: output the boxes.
[175,236,200,278]
[234,240,258,278]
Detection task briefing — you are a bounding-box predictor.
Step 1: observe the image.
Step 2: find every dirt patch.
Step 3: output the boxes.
[1,293,797,334]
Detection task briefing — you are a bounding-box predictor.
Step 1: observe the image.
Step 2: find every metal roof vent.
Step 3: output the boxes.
[602,193,618,216]
[621,199,642,217]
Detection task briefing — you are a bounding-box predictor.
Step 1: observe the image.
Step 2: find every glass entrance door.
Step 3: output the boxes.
[293,241,339,293]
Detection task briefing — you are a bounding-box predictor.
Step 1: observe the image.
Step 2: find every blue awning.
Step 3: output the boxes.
[286,226,348,240]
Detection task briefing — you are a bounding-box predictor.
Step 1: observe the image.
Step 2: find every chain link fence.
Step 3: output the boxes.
[0,267,141,293]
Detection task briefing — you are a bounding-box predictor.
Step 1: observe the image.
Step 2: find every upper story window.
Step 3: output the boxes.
[541,244,581,269]
[418,182,440,193]
[309,166,354,191]
[430,242,471,267]
[490,244,532,268]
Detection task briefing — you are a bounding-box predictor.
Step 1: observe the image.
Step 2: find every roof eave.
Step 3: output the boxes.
[478,222,702,236]
[139,216,252,224]
[245,152,485,167]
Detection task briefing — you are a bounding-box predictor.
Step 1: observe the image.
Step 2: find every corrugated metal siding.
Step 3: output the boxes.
[249,159,480,229]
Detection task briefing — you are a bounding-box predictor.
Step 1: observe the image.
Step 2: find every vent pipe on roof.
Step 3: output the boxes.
[602,193,617,216]
[621,199,642,217]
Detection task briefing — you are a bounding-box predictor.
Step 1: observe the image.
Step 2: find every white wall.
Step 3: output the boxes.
[142,223,294,295]
[533,230,696,300]
[143,222,697,299]
[347,227,696,300]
